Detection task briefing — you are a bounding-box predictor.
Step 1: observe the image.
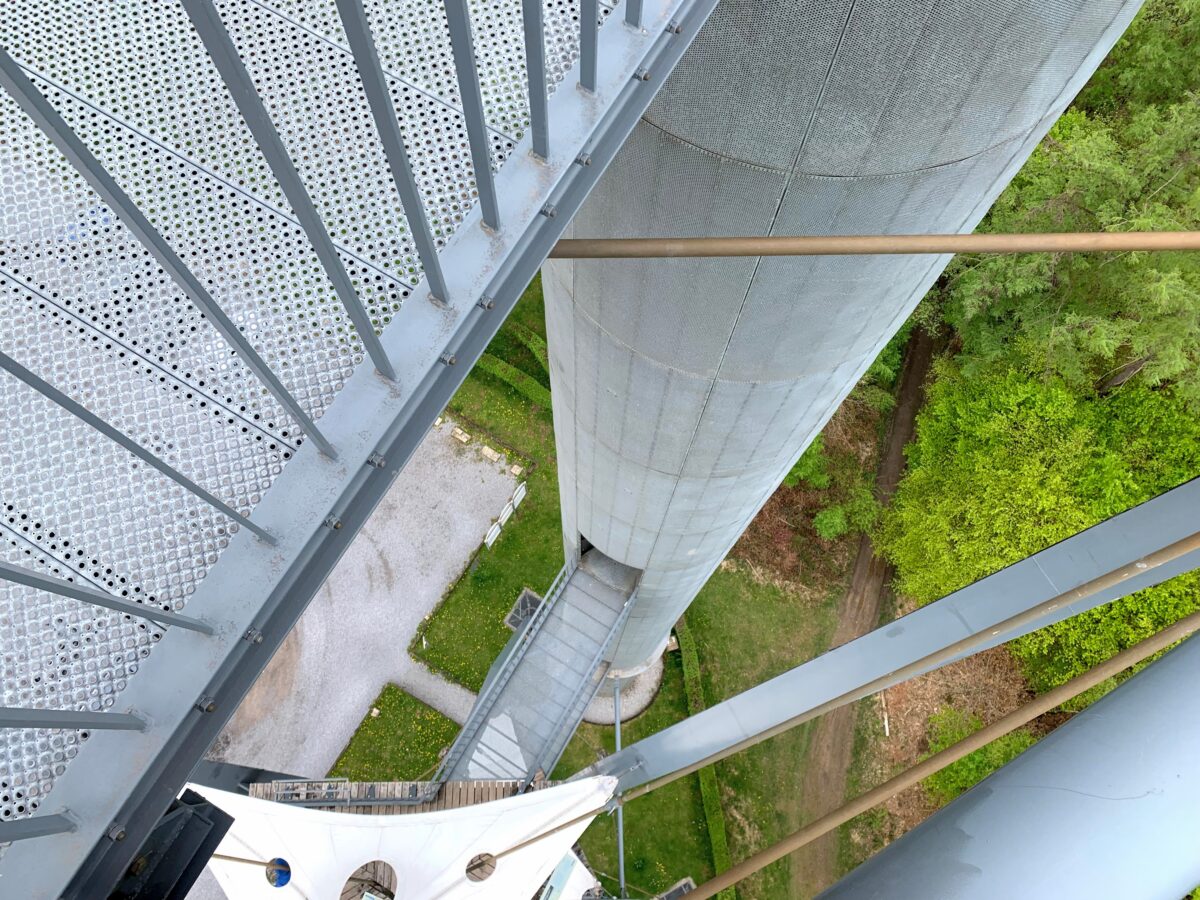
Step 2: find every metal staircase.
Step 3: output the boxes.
[441,549,639,783]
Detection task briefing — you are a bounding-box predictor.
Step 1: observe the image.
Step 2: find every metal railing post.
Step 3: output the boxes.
[443,0,501,230]
[336,0,451,304]
[179,0,397,381]
[580,0,599,92]
[521,0,549,159]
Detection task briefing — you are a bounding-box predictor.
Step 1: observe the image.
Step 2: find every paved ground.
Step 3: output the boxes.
[189,420,512,899]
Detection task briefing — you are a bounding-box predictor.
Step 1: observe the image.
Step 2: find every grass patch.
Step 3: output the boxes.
[676,616,735,899]
[553,652,715,898]
[328,684,460,782]
[410,274,564,691]
[475,352,552,408]
[688,563,844,900]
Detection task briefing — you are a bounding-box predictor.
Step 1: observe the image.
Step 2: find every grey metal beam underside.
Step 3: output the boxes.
[588,477,1200,793]
[0,1,719,895]
[820,633,1200,900]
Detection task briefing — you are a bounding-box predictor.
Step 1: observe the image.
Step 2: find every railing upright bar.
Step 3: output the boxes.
[0,351,276,545]
[0,814,77,843]
[521,0,550,159]
[179,0,397,381]
[625,0,644,28]
[580,0,599,92]
[335,0,451,304]
[443,0,502,230]
[0,561,213,634]
[0,707,146,731]
[0,47,338,459]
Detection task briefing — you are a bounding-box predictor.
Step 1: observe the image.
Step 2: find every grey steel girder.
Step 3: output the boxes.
[587,477,1200,794]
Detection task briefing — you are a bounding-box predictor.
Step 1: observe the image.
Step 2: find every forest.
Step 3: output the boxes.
[781,0,1200,698]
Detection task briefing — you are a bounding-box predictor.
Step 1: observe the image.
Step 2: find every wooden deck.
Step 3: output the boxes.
[247,779,522,816]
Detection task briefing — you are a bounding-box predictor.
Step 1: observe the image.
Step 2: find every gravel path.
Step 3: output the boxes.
[190,420,515,898]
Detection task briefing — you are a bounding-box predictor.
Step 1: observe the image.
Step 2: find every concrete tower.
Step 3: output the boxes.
[544,0,1143,670]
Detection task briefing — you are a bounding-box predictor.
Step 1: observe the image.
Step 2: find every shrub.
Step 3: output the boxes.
[921,707,1037,805]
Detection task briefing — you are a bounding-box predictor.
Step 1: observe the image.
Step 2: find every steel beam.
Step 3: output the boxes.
[588,477,1200,794]
[179,0,397,381]
[0,47,337,460]
[335,0,451,304]
[443,0,502,230]
[521,0,550,159]
[0,814,76,843]
[0,561,213,635]
[0,351,275,545]
[0,2,720,894]
[819,634,1200,900]
[626,0,645,27]
[0,708,146,731]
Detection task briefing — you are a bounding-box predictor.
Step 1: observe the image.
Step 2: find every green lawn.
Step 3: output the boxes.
[689,564,843,899]
[328,684,461,781]
[409,276,565,691]
[553,651,716,897]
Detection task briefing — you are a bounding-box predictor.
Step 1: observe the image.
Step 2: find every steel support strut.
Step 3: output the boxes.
[0,561,213,634]
[0,351,276,545]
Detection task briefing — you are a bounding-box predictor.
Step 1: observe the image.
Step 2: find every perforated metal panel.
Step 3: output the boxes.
[0,0,602,828]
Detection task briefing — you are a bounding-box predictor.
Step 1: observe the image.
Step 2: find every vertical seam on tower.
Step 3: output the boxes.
[633,0,860,592]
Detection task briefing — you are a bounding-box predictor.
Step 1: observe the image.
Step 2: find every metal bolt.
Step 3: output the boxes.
[575,152,592,167]
[634,67,651,82]
[243,627,264,645]
[477,295,496,310]
[324,515,343,530]
[540,203,558,219]
[366,452,387,469]
[106,823,127,843]
[440,353,457,366]
[666,19,683,34]
[195,696,218,714]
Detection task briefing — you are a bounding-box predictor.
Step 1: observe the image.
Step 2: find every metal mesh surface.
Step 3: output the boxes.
[0,0,594,824]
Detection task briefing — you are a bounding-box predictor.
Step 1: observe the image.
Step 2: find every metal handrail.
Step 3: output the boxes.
[522,590,638,789]
[434,560,576,782]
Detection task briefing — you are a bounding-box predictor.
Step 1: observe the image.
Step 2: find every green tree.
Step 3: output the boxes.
[878,366,1200,690]
[941,100,1200,406]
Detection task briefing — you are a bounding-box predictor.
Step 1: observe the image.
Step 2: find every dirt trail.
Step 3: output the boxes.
[790,327,934,898]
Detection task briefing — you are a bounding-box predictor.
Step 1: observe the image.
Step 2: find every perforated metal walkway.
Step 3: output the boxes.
[0,0,720,892]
